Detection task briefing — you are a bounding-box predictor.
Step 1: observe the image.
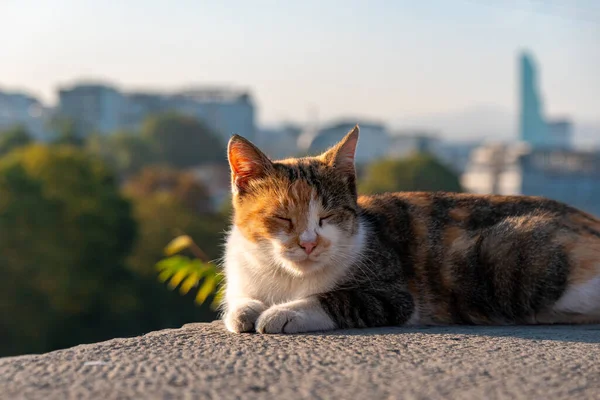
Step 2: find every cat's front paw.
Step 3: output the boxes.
[255,305,306,334]
[224,299,267,333]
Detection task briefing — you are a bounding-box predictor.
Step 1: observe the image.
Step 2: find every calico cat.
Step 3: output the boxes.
[223,125,600,334]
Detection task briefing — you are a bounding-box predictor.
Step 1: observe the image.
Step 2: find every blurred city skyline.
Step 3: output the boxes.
[1,0,600,358]
[2,0,599,140]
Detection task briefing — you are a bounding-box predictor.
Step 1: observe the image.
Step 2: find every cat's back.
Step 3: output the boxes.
[357,191,600,324]
[357,191,599,232]
[357,191,600,261]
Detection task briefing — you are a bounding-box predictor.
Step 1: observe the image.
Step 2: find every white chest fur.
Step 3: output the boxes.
[223,224,366,307]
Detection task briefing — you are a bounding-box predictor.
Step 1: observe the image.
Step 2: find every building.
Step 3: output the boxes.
[518,52,572,149]
[463,143,600,216]
[57,84,256,142]
[298,120,390,164]
[168,88,256,142]
[58,83,126,135]
[121,92,170,131]
[256,124,302,160]
[386,131,478,174]
[546,119,573,149]
[433,141,481,175]
[387,131,439,159]
[0,90,49,140]
[519,53,547,148]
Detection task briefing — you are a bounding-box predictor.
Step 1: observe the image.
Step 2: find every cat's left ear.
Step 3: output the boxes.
[321,125,359,175]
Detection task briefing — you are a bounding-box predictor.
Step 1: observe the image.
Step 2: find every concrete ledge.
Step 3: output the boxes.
[2,321,600,399]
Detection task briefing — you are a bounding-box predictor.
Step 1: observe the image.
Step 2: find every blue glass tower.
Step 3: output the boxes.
[519,52,547,147]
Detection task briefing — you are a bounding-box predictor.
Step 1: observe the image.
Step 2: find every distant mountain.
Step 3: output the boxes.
[392,105,600,148]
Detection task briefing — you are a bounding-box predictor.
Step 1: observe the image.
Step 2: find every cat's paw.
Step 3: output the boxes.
[224,299,267,333]
[255,305,306,334]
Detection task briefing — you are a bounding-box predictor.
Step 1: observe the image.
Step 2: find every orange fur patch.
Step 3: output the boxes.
[234,174,322,249]
[406,194,433,210]
[449,208,470,223]
[557,233,600,285]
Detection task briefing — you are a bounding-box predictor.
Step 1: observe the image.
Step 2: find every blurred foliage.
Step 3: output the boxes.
[124,166,213,215]
[86,131,157,178]
[86,112,225,177]
[49,116,84,147]
[219,194,234,219]
[359,153,463,194]
[0,144,137,356]
[141,112,225,168]
[0,111,231,356]
[0,125,33,156]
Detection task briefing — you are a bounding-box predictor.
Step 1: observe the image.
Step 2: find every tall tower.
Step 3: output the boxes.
[519,52,547,147]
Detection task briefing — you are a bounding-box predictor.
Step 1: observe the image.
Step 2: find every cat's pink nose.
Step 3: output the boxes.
[299,240,317,255]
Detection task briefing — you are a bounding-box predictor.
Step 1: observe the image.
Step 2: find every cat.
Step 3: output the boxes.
[222,125,600,334]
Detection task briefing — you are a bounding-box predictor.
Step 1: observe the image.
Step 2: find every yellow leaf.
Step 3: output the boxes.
[188,259,211,277]
[164,235,193,256]
[167,268,188,290]
[195,276,216,305]
[156,255,189,271]
[179,272,200,295]
[157,268,173,283]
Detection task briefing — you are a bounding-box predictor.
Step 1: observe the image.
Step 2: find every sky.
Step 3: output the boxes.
[1,0,599,128]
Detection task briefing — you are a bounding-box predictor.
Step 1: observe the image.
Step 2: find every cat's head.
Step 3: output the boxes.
[227,126,361,277]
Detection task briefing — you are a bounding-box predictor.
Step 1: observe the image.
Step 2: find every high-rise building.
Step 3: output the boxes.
[519,53,548,148]
[58,84,126,136]
[519,52,572,149]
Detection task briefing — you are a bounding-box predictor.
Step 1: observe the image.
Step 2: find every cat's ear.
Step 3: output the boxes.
[321,125,359,175]
[227,135,273,194]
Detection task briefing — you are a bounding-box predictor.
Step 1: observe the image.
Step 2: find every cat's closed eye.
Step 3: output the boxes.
[319,214,334,227]
[274,216,293,227]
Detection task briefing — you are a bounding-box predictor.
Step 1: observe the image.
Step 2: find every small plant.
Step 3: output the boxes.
[156,235,223,309]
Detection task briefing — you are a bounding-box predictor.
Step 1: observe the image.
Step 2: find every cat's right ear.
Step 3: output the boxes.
[320,125,359,176]
[227,135,273,194]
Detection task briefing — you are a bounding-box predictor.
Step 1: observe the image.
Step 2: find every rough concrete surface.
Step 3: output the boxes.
[1,321,600,399]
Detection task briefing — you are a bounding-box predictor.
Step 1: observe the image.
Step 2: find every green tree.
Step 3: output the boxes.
[0,144,138,356]
[48,116,84,146]
[0,125,33,156]
[124,166,213,215]
[86,131,157,178]
[359,153,463,194]
[141,113,225,168]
